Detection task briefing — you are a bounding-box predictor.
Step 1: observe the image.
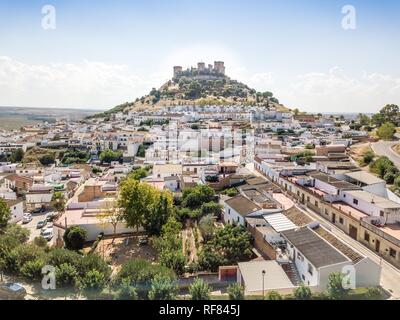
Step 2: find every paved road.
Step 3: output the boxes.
[246,163,400,299]
[371,141,400,167]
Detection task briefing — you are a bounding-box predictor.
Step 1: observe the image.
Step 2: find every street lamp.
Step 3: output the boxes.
[262,269,266,298]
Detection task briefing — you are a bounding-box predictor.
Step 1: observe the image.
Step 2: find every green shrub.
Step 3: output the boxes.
[34,236,48,248]
[265,290,282,300]
[148,275,179,300]
[63,226,87,251]
[20,258,45,280]
[55,263,79,288]
[79,269,107,291]
[227,283,244,300]
[189,278,211,300]
[293,284,312,300]
[117,278,138,300]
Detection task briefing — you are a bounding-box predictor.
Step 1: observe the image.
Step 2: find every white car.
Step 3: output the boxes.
[22,213,32,224]
[41,228,53,241]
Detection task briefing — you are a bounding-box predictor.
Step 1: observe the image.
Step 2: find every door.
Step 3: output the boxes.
[349,225,358,240]
[332,213,336,224]
[301,194,305,204]
[375,240,381,253]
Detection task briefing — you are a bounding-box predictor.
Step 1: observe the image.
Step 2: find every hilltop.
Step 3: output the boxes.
[93,61,290,118]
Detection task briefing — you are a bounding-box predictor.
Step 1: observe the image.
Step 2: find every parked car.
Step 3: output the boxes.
[0,283,27,300]
[22,213,33,224]
[36,219,47,229]
[32,207,45,214]
[41,228,53,241]
[46,212,56,222]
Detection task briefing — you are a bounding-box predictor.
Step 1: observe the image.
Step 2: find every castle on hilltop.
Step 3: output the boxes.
[173,61,225,78]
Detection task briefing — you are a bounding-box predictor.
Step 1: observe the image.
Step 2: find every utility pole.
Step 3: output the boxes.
[262,269,266,298]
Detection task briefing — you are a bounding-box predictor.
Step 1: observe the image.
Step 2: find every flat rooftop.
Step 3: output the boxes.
[344,171,385,185]
[346,190,400,209]
[282,227,349,268]
[238,260,295,292]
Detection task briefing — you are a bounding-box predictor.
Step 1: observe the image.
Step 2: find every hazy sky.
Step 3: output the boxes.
[0,0,399,112]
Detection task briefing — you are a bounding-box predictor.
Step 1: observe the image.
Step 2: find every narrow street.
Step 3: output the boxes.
[371,141,400,167]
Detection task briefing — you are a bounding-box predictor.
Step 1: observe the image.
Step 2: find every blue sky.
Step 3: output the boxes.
[0,0,399,112]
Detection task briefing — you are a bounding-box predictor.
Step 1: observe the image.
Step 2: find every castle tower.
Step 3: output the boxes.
[214,61,225,75]
[198,62,205,72]
[173,66,182,78]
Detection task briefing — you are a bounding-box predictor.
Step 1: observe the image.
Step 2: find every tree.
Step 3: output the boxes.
[377,122,395,140]
[327,272,350,300]
[98,200,123,240]
[10,148,24,163]
[143,191,174,236]
[198,214,215,242]
[363,151,375,165]
[51,192,65,213]
[374,104,400,126]
[189,278,211,300]
[63,226,87,251]
[39,154,55,166]
[129,167,149,181]
[182,185,215,209]
[148,274,179,300]
[370,156,395,178]
[119,178,158,232]
[99,149,122,163]
[200,202,222,219]
[293,284,312,300]
[0,198,11,229]
[227,283,244,300]
[33,236,48,248]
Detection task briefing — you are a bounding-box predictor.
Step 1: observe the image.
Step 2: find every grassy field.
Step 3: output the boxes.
[0,116,42,130]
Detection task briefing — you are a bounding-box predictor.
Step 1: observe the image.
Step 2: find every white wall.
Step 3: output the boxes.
[8,201,24,223]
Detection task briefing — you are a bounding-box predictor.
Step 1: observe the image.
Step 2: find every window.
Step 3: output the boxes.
[302,274,305,281]
[307,263,313,276]
[364,232,370,242]
[325,209,329,215]
[390,248,397,258]
[380,211,385,217]
[314,201,318,207]
[307,196,310,202]
[228,209,231,215]
[353,199,358,205]
[339,217,344,224]
[297,252,304,261]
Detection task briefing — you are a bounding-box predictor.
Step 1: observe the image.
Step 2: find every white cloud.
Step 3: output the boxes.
[0,56,399,114]
[0,56,152,109]
[272,67,400,113]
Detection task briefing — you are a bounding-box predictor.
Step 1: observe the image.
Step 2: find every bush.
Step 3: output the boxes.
[189,278,211,300]
[327,272,350,300]
[148,275,179,300]
[365,287,383,300]
[363,151,374,165]
[55,263,79,288]
[265,290,282,300]
[63,226,87,251]
[34,236,48,248]
[384,172,396,184]
[117,278,138,300]
[293,284,312,300]
[39,154,55,166]
[227,283,244,300]
[77,254,111,279]
[117,259,175,291]
[224,188,238,197]
[47,248,81,267]
[79,269,107,291]
[20,258,45,280]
